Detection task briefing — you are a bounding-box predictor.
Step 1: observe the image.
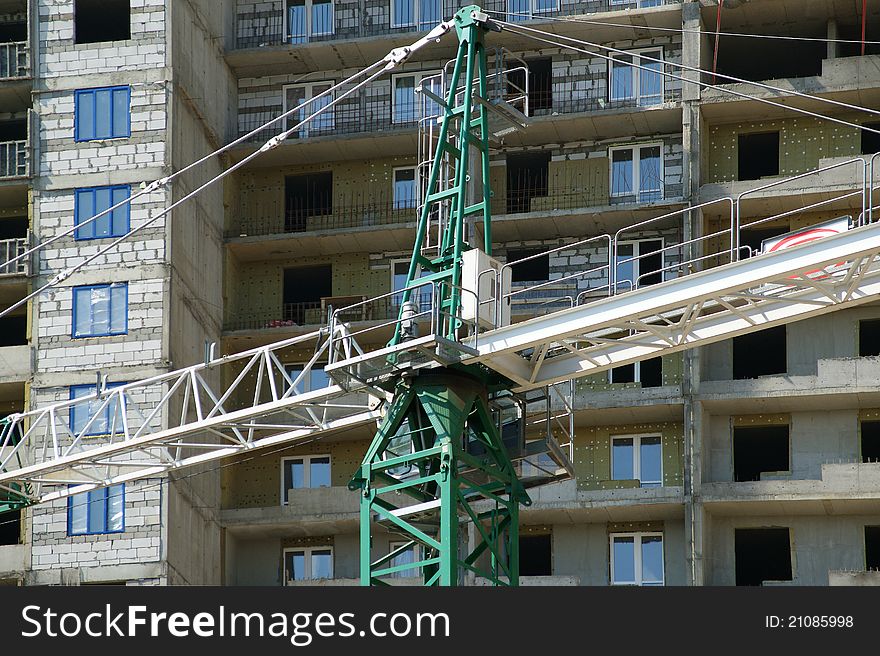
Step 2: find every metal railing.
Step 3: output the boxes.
[227,196,417,238]
[0,237,27,276]
[233,1,681,49]
[0,140,27,179]
[0,41,28,79]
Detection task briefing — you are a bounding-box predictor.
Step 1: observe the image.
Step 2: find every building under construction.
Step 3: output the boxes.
[0,0,879,586]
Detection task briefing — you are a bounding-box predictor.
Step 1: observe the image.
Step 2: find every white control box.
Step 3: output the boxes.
[461,248,511,330]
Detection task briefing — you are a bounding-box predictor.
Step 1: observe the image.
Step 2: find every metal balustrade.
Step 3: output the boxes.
[0,237,27,276]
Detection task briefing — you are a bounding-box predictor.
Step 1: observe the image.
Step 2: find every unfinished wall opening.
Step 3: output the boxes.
[506,152,550,214]
[507,58,552,113]
[735,527,792,586]
[0,119,26,142]
[0,509,19,545]
[285,172,333,232]
[507,247,549,283]
[283,264,331,324]
[737,132,780,181]
[0,315,26,347]
[610,356,662,387]
[861,123,880,155]
[866,526,880,570]
[0,21,26,43]
[861,421,880,463]
[732,326,786,379]
[74,0,131,44]
[519,533,551,576]
[839,24,880,57]
[859,319,880,357]
[0,216,26,239]
[733,425,789,482]
[715,28,824,81]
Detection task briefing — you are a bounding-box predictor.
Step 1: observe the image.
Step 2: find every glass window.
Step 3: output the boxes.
[393,167,417,210]
[610,144,664,202]
[283,547,334,582]
[75,86,130,141]
[287,0,333,43]
[611,56,634,101]
[284,82,335,137]
[68,484,125,535]
[392,72,442,124]
[72,283,127,337]
[75,185,131,240]
[389,541,421,578]
[611,435,663,487]
[507,0,558,21]
[281,455,332,503]
[69,383,125,436]
[286,364,330,394]
[611,533,664,586]
[610,49,663,107]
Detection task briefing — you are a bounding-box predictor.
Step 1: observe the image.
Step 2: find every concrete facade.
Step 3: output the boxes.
[0,0,878,586]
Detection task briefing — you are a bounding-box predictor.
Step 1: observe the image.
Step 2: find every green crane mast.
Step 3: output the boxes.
[349,6,531,586]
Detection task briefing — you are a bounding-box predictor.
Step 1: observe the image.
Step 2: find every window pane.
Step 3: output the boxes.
[310,456,331,488]
[87,489,106,533]
[615,243,635,290]
[109,284,127,334]
[612,536,636,584]
[90,286,110,335]
[420,74,442,120]
[95,89,112,139]
[311,84,334,134]
[94,187,112,237]
[107,484,124,531]
[611,58,633,101]
[418,0,440,29]
[288,2,307,43]
[75,190,95,239]
[391,543,417,578]
[312,0,333,35]
[638,54,663,106]
[394,169,416,209]
[112,87,129,137]
[639,437,662,486]
[394,76,416,123]
[285,459,305,491]
[73,288,91,336]
[535,0,556,12]
[612,438,634,480]
[641,535,664,584]
[311,549,333,579]
[611,149,633,196]
[286,551,305,581]
[76,92,94,140]
[393,0,414,26]
[309,367,330,390]
[639,146,662,200]
[286,86,306,131]
[507,0,529,22]
[69,492,88,534]
[111,186,130,235]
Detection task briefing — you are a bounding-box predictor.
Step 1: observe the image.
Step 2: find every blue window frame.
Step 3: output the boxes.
[74,86,131,141]
[72,283,128,338]
[69,383,125,436]
[74,185,131,240]
[68,484,125,536]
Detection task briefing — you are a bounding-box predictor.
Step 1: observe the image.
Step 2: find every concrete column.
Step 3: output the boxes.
[827,19,839,61]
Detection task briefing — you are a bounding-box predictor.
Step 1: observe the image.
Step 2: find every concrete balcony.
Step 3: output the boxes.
[702,462,880,516]
[698,357,880,413]
[0,544,27,578]
[512,479,685,523]
[0,344,29,381]
[221,486,361,537]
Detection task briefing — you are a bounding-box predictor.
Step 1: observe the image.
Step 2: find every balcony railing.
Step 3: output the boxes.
[228,196,417,238]
[0,41,28,79]
[224,291,433,333]
[0,140,27,179]
[0,237,27,276]
[234,1,681,49]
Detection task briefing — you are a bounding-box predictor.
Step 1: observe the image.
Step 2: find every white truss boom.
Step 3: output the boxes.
[468,222,880,389]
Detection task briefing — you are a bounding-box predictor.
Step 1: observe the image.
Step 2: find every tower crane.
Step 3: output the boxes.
[3,6,880,586]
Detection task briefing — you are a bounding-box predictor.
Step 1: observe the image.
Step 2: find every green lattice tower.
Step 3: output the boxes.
[350,369,530,586]
[389,5,495,347]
